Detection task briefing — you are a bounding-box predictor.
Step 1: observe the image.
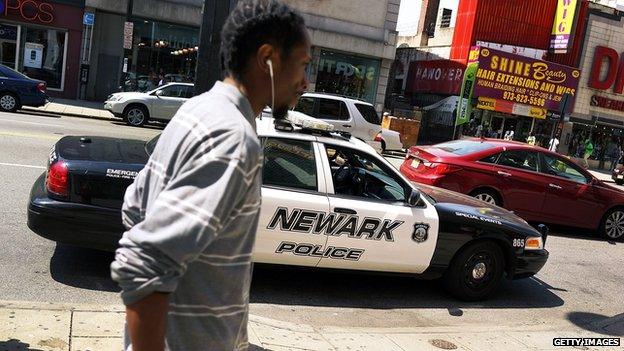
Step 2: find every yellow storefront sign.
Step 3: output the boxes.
[477,97,496,111]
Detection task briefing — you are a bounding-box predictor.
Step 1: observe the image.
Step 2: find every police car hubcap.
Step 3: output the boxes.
[1,95,15,110]
[605,210,624,239]
[128,109,144,125]
[472,262,487,279]
[465,252,493,288]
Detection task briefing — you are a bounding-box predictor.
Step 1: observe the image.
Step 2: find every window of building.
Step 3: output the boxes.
[17,25,66,90]
[122,19,199,92]
[0,24,18,69]
[441,8,453,28]
[315,50,380,104]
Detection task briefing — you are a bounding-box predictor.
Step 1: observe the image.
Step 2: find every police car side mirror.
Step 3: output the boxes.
[408,188,422,206]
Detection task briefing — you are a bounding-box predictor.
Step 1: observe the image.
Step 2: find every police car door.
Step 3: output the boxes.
[254,137,331,267]
[316,143,439,273]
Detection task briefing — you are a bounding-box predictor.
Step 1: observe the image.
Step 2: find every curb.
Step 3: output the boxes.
[1,300,619,337]
[21,107,118,123]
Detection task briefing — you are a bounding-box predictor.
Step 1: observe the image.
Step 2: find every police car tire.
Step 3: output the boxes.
[616,180,624,186]
[443,241,504,301]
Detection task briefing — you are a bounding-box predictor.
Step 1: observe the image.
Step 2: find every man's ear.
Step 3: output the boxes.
[257,44,277,75]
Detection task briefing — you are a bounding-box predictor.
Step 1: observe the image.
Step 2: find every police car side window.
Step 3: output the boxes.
[325,145,406,202]
[263,138,318,191]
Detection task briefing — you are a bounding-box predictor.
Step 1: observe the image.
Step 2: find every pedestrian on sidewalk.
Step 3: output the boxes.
[526,132,536,146]
[610,143,622,172]
[548,136,559,153]
[582,137,594,168]
[110,1,311,350]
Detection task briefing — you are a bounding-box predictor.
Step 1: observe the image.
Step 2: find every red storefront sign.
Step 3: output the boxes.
[2,0,55,24]
[406,60,466,95]
[588,46,624,94]
[591,95,624,112]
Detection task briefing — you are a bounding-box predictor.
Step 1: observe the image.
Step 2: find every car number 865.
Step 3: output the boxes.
[512,239,525,248]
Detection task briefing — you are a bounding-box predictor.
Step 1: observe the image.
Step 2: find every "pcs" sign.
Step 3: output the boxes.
[1,0,54,24]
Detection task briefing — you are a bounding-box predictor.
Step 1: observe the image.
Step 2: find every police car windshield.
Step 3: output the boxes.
[434,140,494,156]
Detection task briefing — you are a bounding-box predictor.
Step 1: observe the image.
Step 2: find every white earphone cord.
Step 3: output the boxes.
[269,61,275,120]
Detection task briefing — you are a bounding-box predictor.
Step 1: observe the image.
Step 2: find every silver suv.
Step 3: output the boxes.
[293,93,384,152]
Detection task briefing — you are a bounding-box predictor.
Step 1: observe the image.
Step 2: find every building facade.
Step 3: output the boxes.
[81,0,399,112]
[0,0,85,99]
[563,4,624,158]
[392,0,595,146]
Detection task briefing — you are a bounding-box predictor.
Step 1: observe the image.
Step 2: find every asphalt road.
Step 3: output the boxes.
[0,111,622,334]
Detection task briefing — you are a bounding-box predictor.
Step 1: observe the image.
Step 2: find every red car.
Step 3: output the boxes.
[400,138,624,240]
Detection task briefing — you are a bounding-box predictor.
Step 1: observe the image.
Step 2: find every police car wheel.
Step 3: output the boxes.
[443,241,504,301]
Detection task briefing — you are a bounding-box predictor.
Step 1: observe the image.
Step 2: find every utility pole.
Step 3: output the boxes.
[195,0,238,95]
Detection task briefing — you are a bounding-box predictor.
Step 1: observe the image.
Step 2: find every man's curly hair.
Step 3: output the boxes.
[220,0,307,80]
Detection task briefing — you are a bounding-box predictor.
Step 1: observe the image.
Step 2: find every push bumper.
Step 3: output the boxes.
[27,173,123,252]
[511,249,549,279]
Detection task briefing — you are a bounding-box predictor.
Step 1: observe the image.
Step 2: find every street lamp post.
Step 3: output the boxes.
[194,0,238,96]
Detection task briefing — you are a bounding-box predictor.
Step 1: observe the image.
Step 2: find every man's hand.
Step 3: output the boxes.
[126,292,170,351]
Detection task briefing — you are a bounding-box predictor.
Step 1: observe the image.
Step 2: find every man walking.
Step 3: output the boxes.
[582,137,594,169]
[110,1,312,350]
[611,142,622,172]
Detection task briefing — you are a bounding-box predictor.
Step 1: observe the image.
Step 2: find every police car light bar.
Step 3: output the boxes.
[286,110,335,132]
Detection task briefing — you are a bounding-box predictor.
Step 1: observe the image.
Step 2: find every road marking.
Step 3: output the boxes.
[0,130,61,141]
[0,162,45,170]
[0,119,65,128]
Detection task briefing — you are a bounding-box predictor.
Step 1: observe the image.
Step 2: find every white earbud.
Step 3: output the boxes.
[267,59,274,80]
[267,59,275,120]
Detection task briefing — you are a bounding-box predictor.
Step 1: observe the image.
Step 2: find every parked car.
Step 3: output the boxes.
[0,64,47,112]
[104,83,194,126]
[27,116,548,301]
[292,93,387,152]
[400,138,624,240]
[375,129,404,153]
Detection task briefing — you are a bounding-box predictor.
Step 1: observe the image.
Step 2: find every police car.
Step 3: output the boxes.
[27,112,549,301]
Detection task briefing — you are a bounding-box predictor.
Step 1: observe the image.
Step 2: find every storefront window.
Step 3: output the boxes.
[18,25,66,89]
[568,123,622,160]
[0,24,18,69]
[123,19,199,92]
[315,50,380,103]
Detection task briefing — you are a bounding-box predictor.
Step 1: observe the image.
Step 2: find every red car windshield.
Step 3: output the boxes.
[433,140,494,156]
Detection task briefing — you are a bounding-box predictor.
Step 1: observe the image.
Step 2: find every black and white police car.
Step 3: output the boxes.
[28,112,549,301]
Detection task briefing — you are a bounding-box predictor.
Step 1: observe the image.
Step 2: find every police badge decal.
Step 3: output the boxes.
[412,223,430,243]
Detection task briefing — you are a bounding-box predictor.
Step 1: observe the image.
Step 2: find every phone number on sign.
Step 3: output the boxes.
[502,91,546,107]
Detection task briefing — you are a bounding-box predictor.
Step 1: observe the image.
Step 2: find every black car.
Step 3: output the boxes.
[0,64,48,112]
[28,121,548,301]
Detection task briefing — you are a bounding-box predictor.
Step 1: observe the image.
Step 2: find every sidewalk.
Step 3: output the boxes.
[0,300,621,351]
[22,99,115,121]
